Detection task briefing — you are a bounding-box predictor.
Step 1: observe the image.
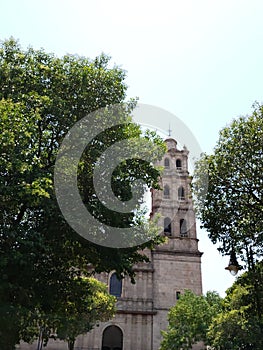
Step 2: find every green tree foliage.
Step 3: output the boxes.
[208,262,263,349]
[56,277,116,350]
[192,104,263,349]
[193,103,263,263]
[161,267,263,350]
[0,38,165,348]
[13,278,116,350]
[160,290,222,350]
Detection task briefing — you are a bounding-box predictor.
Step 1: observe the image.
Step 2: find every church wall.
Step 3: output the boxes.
[79,313,153,350]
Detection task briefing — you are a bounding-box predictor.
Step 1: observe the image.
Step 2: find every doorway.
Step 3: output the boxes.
[101,325,123,350]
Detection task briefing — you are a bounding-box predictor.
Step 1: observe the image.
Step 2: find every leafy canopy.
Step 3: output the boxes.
[208,262,263,350]
[193,103,263,263]
[160,290,222,350]
[0,38,165,348]
[56,277,116,350]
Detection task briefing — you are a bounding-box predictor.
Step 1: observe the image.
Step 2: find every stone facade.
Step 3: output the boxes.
[18,138,203,350]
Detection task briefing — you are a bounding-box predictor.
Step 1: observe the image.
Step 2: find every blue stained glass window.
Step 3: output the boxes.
[110,273,122,297]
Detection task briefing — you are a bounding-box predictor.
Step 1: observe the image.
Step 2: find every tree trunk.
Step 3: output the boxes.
[68,338,75,350]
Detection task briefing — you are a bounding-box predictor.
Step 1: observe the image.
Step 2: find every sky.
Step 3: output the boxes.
[1,0,263,295]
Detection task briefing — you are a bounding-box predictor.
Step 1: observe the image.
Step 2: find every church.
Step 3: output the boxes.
[76,137,203,350]
[19,137,203,350]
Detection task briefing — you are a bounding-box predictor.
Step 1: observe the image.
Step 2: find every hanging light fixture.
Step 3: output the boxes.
[225,250,241,276]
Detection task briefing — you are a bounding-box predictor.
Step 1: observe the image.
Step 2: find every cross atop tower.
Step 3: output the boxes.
[168,123,172,137]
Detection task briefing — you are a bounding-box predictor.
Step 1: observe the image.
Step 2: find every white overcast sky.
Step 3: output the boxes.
[1,0,263,295]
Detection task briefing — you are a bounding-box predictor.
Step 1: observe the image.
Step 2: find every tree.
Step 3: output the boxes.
[193,103,263,264]
[208,262,263,350]
[0,38,165,348]
[160,267,263,350]
[14,277,116,350]
[192,104,263,348]
[160,290,222,350]
[56,277,116,350]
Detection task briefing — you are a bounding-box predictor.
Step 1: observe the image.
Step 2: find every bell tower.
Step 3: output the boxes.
[151,138,203,350]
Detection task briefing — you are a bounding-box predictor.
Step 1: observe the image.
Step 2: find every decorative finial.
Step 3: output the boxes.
[168,123,172,137]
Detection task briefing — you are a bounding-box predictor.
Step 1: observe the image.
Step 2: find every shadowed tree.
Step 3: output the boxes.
[0,38,166,349]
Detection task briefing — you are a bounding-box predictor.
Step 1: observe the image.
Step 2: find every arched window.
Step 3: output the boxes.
[102,325,123,350]
[164,185,170,198]
[109,273,122,297]
[164,157,170,168]
[178,186,185,200]
[176,159,182,169]
[164,217,172,236]
[180,219,188,237]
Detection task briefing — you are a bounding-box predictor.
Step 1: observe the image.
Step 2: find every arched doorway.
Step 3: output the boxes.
[101,325,123,350]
